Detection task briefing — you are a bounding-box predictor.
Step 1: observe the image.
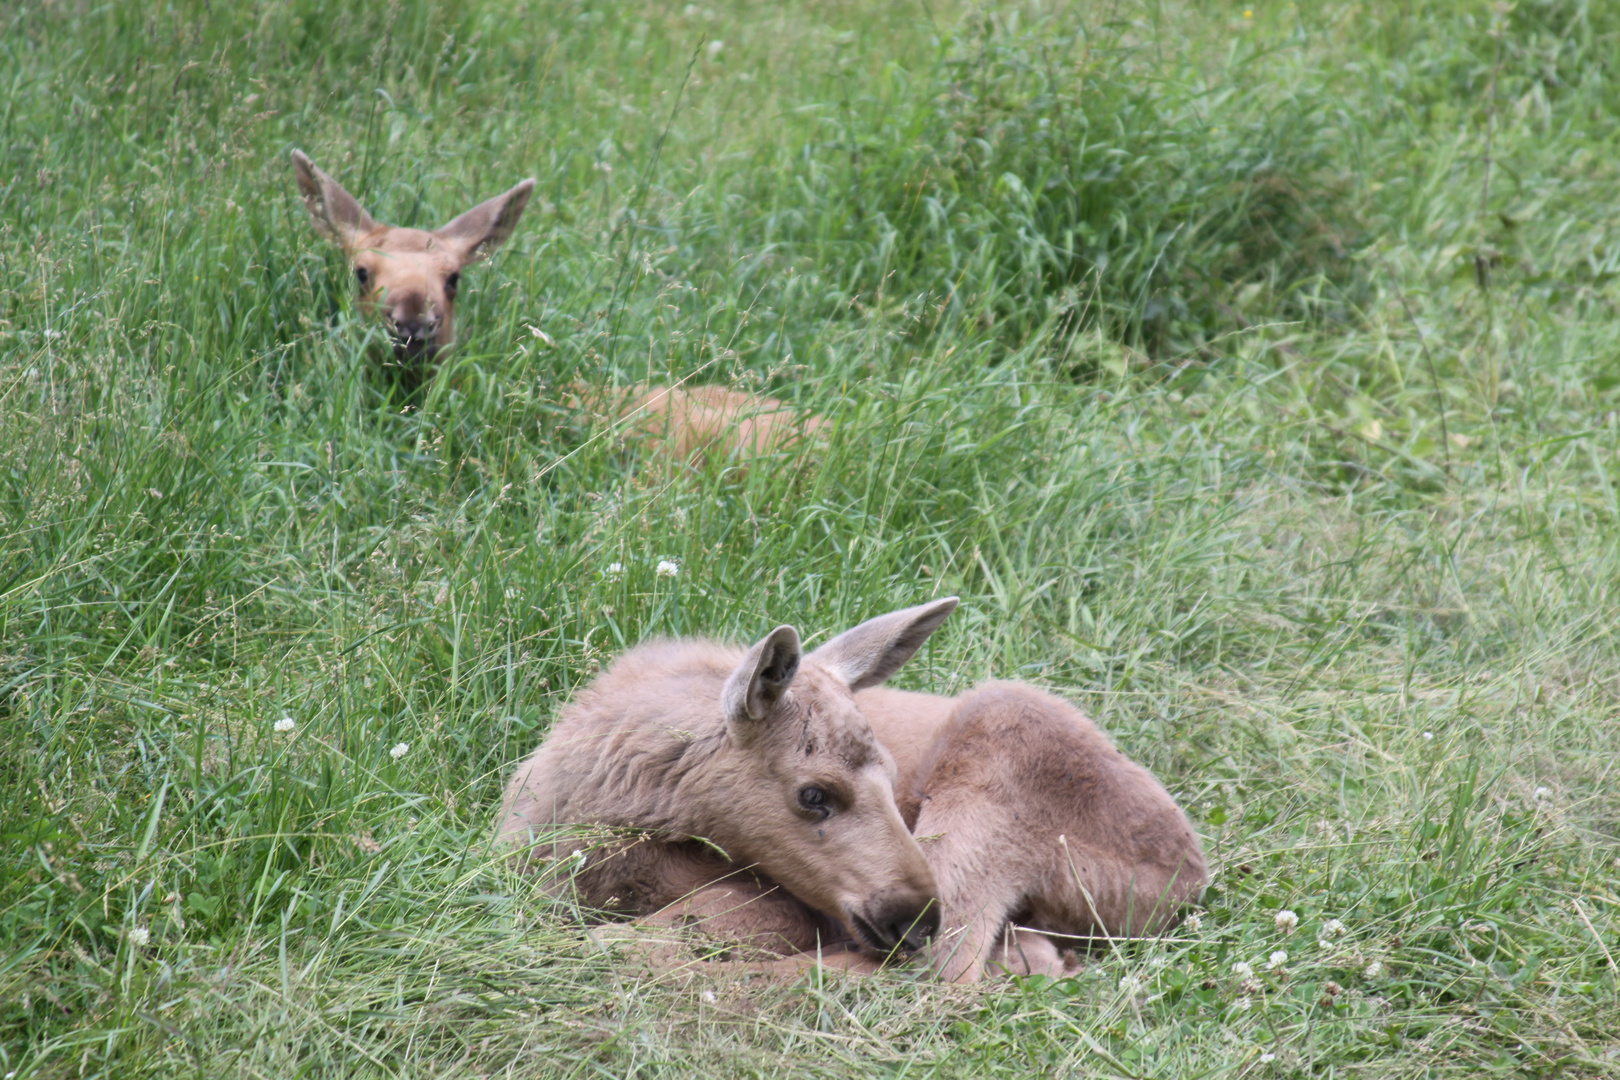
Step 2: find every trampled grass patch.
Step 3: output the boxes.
[3,0,1619,1075]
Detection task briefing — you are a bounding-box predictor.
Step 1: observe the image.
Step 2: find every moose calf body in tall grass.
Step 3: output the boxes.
[290,151,819,466]
[499,599,1207,981]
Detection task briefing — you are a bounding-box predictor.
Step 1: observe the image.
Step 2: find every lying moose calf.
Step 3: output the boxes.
[291,150,820,467]
[497,599,1207,981]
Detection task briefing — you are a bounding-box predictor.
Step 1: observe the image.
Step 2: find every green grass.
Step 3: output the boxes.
[3,0,1620,1074]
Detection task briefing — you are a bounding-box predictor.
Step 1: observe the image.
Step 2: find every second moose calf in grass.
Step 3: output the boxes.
[291,150,820,467]
[293,149,533,368]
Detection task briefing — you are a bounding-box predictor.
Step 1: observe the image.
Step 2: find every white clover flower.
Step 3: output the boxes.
[127,927,150,947]
[655,559,679,578]
[1422,731,1434,741]
[1232,960,1254,979]
[1233,995,1252,1011]
[1268,950,1288,971]
[1364,960,1386,980]
[1259,1052,1277,1063]
[1183,913,1203,933]
[706,40,724,60]
[1321,918,1347,939]
[390,742,410,760]
[604,562,625,579]
[1239,977,1263,995]
[1534,786,1551,801]
[1274,909,1299,934]
[701,989,717,1004]
[1118,974,1144,995]
[274,716,296,734]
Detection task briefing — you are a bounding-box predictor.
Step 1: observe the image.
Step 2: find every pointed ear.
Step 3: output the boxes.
[722,625,802,727]
[291,149,377,250]
[434,179,535,263]
[807,597,958,691]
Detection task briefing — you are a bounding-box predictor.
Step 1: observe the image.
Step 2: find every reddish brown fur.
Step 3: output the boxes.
[291,152,821,462]
[573,383,826,469]
[292,150,532,365]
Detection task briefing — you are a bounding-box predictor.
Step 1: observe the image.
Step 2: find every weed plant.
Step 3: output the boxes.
[2,0,1619,1075]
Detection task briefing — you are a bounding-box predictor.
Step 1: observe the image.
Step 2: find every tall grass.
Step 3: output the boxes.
[3,0,1619,1075]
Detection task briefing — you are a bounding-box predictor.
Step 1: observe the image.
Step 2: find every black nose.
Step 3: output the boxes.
[387,320,439,361]
[390,318,438,342]
[853,897,940,954]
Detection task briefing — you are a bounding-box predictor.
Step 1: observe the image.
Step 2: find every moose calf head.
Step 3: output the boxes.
[291,150,533,363]
[711,597,962,956]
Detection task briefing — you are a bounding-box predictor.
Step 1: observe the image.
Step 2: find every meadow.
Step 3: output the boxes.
[3,0,1619,1074]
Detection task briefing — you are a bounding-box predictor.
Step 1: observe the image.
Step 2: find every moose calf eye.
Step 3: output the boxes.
[444,272,460,297]
[798,786,830,819]
[354,266,371,288]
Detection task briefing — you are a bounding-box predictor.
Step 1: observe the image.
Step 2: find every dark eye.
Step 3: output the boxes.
[444,271,460,297]
[354,266,371,288]
[798,786,830,819]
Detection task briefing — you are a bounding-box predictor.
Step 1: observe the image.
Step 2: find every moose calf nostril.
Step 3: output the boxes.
[896,904,940,949]
[389,320,434,343]
[864,898,939,953]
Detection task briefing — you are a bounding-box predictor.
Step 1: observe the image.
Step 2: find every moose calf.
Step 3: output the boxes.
[291,150,819,466]
[499,599,1207,981]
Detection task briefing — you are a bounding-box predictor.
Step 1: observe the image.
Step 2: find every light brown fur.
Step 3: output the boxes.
[859,683,1209,981]
[707,683,1207,983]
[292,150,532,366]
[499,600,961,959]
[571,382,826,470]
[498,599,1206,983]
[291,151,821,464]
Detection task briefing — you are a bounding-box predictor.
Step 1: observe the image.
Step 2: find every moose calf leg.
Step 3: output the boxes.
[640,881,829,959]
[912,683,1207,982]
[989,927,1078,979]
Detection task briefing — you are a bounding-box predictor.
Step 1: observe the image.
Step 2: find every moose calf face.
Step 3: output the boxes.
[291,150,533,363]
[717,598,961,956]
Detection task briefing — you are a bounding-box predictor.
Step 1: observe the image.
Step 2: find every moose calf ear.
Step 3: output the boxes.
[722,625,802,727]
[807,597,959,691]
[291,149,377,250]
[435,178,535,263]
